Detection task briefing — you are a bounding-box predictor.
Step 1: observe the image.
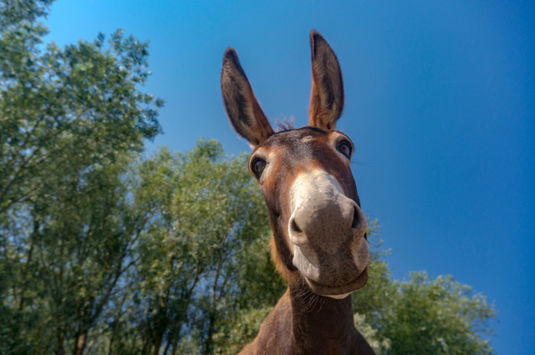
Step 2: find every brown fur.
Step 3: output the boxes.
[221,32,375,354]
[239,130,373,354]
[308,31,344,129]
[241,285,373,355]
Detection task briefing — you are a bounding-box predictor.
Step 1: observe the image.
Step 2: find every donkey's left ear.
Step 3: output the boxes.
[221,48,274,147]
[308,31,344,130]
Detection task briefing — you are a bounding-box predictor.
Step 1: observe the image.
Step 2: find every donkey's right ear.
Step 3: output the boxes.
[221,48,274,147]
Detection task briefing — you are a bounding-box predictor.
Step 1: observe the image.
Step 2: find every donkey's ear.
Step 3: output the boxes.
[308,31,344,130]
[221,48,274,146]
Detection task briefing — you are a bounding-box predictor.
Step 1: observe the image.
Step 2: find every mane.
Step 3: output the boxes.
[274,117,295,132]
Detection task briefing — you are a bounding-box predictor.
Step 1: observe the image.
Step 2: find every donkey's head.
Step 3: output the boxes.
[221,32,369,298]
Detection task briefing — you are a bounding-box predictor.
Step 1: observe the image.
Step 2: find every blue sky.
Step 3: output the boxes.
[45,1,534,353]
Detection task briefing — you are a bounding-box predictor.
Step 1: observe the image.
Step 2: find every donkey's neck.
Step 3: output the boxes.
[288,279,358,354]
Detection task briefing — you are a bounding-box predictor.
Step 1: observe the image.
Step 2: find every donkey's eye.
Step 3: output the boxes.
[336,139,353,159]
[251,157,267,178]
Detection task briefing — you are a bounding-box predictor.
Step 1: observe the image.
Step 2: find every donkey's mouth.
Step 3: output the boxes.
[303,266,369,297]
[292,232,370,297]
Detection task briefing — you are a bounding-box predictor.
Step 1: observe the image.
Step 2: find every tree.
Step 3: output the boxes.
[0,1,162,353]
[378,272,495,354]
[350,223,495,354]
[0,0,162,215]
[119,141,272,355]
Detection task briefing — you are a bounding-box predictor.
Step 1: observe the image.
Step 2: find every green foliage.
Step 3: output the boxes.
[351,225,495,354]
[0,0,162,217]
[210,230,285,354]
[120,141,272,354]
[354,312,391,354]
[213,306,273,355]
[0,1,162,353]
[379,272,495,355]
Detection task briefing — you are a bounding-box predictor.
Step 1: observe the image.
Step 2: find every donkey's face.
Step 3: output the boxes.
[221,32,369,298]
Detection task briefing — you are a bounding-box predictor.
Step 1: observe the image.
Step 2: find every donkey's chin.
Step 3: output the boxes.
[292,237,370,298]
[304,267,368,298]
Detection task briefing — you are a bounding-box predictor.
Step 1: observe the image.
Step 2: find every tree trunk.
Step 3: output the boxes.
[18,218,38,310]
[163,339,171,355]
[171,340,179,355]
[153,337,162,355]
[203,312,216,355]
[73,332,87,355]
[57,332,65,355]
[107,321,117,355]
[142,335,151,355]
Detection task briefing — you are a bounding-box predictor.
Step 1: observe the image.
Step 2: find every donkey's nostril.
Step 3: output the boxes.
[351,206,360,229]
[291,218,303,233]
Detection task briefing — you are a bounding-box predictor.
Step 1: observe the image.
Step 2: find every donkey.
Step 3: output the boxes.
[220,31,375,355]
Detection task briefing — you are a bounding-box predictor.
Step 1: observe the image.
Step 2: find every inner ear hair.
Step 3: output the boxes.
[221,48,274,146]
[308,31,345,130]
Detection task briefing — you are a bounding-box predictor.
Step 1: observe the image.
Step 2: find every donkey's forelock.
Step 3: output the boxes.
[274,118,296,132]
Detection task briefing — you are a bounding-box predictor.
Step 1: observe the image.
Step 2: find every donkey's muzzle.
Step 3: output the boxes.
[288,169,370,297]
